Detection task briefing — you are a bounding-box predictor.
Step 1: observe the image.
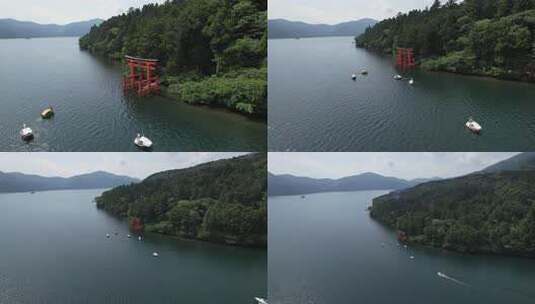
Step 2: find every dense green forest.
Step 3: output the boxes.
[95,154,267,247]
[370,171,535,257]
[356,0,535,82]
[79,0,267,117]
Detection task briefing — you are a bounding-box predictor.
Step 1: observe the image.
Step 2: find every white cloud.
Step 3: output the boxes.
[268,152,519,180]
[0,152,248,179]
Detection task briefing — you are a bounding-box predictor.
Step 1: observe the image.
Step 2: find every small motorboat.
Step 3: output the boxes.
[41,106,54,119]
[361,69,368,75]
[352,74,357,80]
[409,78,414,85]
[20,124,34,141]
[134,133,153,149]
[394,74,403,80]
[410,256,415,260]
[106,233,110,238]
[127,234,131,238]
[138,236,143,241]
[466,117,482,133]
[152,252,159,257]
[255,297,269,304]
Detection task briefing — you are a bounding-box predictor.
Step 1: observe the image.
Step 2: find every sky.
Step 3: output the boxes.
[0,0,166,24]
[268,152,520,180]
[0,152,247,179]
[269,0,440,24]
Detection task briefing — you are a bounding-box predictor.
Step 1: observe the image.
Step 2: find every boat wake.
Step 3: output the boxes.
[437,272,470,287]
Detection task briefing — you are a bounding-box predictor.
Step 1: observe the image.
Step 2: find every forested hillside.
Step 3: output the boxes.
[268,18,377,39]
[370,169,535,257]
[356,0,535,82]
[95,154,267,247]
[79,0,267,117]
[0,18,102,38]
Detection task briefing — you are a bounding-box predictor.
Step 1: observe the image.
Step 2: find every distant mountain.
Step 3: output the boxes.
[268,18,378,39]
[268,172,438,196]
[481,152,535,173]
[0,171,138,193]
[0,18,103,38]
[370,152,535,257]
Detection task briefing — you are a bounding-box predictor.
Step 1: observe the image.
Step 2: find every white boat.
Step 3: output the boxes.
[20,124,34,141]
[466,117,482,133]
[127,234,131,238]
[134,133,153,149]
[361,69,368,75]
[254,297,269,304]
[138,236,142,241]
[394,74,403,80]
[152,252,159,257]
[409,78,414,85]
[410,256,415,260]
[106,233,110,238]
[352,74,357,80]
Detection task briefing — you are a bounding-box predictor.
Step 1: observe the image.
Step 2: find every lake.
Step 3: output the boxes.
[268,37,535,151]
[0,189,266,303]
[269,190,535,304]
[0,37,266,152]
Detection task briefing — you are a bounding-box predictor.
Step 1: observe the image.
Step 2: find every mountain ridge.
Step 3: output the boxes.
[268,172,440,196]
[0,171,138,193]
[0,18,103,38]
[268,18,378,39]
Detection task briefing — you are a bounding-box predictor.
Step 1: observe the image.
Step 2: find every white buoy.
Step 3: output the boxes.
[352,74,357,80]
[106,233,110,238]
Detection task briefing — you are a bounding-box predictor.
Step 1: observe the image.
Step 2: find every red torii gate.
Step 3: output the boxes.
[395,48,416,70]
[123,55,160,96]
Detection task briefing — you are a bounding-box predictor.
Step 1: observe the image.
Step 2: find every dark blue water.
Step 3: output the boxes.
[0,37,266,152]
[268,37,535,151]
[269,190,535,304]
[0,189,266,303]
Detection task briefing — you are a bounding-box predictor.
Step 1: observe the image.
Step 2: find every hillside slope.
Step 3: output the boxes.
[356,1,535,82]
[268,18,377,39]
[95,154,267,247]
[0,18,102,38]
[79,0,267,117]
[370,154,535,257]
[0,171,138,193]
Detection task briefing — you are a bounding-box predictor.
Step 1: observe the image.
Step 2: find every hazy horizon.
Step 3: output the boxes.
[269,0,440,25]
[0,152,248,179]
[269,152,519,180]
[0,0,166,25]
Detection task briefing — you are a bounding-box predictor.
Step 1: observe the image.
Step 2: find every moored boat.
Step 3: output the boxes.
[466,117,482,133]
[134,133,153,150]
[41,106,54,119]
[20,124,34,141]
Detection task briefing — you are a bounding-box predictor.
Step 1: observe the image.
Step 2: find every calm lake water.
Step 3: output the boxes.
[0,37,266,152]
[268,37,535,151]
[0,189,266,303]
[269,190,535,304]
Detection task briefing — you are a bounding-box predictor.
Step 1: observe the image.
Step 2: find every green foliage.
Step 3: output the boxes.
[370,171,535,257]
[79,0,267,116]
[166,67,266,116]
[356,1,535,82]
[95,153,267,247]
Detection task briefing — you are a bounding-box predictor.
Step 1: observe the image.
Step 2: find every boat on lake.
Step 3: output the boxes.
[20,124,34,141]
[153,252,159,257]
[41,106,54,119]
[409,78,414,85]
[360,69,368,75]
[466,117,482,133]
[134,133,153,149]
[394,75,403,80]
[255,297,268,304]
